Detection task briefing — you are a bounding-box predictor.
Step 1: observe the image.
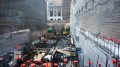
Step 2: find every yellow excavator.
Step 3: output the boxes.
[63,25,68,35]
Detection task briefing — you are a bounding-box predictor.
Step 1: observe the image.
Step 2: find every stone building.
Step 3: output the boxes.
[47,0,62,20]
[62,0,71,20]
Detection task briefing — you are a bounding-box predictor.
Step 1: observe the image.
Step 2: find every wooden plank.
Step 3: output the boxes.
[34,53,45,61]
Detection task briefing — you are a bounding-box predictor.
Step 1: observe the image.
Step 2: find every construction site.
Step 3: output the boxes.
[0,0,120,67]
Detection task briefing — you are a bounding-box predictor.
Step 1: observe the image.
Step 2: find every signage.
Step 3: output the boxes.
[14,51,21,59]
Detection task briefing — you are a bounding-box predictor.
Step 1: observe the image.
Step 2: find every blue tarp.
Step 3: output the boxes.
[76,48,82,55]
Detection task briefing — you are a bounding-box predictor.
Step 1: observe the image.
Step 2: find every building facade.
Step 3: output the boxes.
[70,0,120,66]
[71,0,120,41]
[62,0,71,20]
[0,0,47,33]
[47,0,62,20]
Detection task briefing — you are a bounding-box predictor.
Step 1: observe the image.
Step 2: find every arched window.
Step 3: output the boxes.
[50,18,53,20]
[58,18,61,20]
[58,10,61,16]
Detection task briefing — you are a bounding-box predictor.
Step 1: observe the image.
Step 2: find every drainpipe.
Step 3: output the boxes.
[82,56,84,67]
[105,54,109,67]
[88,59,92,67]
[96,55,99,67]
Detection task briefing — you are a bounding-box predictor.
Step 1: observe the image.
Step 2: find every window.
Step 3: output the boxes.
[59,7,61,9]
[54,6,56,9]
[50,11,53,16]
[58,11,61,16]
[85,2,88,9]
[73,0,77,4]
[92,0,94,3]
[57,6,59,9]
[50,18,53,20]
[54,11,56,16]
[81,6,83,12]
[79,9,80,14]
[58,18,61,20]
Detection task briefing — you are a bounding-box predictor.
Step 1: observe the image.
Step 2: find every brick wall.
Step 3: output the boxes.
[0,0,47,33]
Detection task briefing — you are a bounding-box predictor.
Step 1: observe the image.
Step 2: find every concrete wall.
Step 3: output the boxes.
[75,32,114,67]
[0,0,47,33]
[72,0,120,40]
[70,0,120,66]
